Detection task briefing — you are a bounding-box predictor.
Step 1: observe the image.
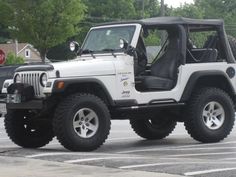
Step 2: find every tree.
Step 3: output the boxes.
[84,0,136,20]
[134,0,160,18]
[1,0,86,62]
[194,0,236,37]
[0,24,10,43]
[168,4,204,19]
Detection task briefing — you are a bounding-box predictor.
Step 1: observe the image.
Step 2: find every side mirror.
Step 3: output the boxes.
[120,38,136,57]
[120,38,129,50]
[69,41,80,53]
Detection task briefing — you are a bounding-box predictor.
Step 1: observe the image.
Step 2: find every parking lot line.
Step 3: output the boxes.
[65,156,145,163]
[107,137,139,141]
[26,152,113,158]
[110,130,133,133]
[184,167,236,176]
[119,162,236,169]
[169,151,236,157]
[117,140,236,154]
[223,158,236,160]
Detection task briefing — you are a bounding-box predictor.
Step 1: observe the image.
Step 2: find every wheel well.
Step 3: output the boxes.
[181,74,235,102]
[62,82,114,106]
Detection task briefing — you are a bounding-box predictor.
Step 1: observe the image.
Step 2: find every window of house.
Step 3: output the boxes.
[25,49,30,58]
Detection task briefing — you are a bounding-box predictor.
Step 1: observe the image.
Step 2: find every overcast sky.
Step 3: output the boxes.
[165,0,194,8]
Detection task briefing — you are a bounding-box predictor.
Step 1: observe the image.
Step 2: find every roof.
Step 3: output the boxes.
[140,17,224,26]
[95,17,224,27]
[0,43,28,55]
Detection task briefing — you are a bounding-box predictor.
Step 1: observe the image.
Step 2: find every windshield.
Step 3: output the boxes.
[82,26,136,54]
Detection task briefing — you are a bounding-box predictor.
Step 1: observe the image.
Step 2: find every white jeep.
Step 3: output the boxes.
[3,17,236,151]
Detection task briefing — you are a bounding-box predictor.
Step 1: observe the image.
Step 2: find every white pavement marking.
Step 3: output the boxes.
[0,138,9,140]
[65,156,145,163]
[26,152,114,158]
[168,151,236,157]
[120,146,236,152]
[117,140,236,154]
[184,167,236,176]
[119,161,236,169]
[223,158,236,160]
[107,137,139,141]
[110,130,133,133]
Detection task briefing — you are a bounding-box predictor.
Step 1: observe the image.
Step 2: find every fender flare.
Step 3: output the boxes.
[52,78,115,106]
[180,70,235,102]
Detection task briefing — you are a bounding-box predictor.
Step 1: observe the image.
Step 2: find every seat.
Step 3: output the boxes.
[136,35,179,91]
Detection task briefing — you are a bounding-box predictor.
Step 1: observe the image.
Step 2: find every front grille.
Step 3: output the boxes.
[20,73,42,97]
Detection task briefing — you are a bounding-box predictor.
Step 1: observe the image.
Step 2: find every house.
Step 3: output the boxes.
[0,42,42,63]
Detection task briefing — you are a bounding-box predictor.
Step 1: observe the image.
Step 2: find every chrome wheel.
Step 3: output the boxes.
[73,108,99,138]
[202,101,225,130]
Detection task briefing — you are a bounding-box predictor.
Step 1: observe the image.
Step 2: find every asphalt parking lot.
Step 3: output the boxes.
[1,117,236,177]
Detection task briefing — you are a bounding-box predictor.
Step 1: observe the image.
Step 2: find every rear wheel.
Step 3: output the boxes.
[130,113,177,140]
[4,110,54,148]
[184,87,234,143]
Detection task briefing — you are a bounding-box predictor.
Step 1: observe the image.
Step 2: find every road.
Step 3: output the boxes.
[1,117,236,177]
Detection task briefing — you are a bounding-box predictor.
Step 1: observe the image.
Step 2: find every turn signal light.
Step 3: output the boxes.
[57,81,65,89]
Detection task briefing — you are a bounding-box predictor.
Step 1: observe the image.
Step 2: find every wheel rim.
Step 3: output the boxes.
[202,101,225,130]
[73,108,99,138]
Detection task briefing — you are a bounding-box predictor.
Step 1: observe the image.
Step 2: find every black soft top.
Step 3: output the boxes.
[95,17,224,27]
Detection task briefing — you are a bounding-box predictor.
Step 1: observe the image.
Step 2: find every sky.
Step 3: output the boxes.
[165,0,194,8]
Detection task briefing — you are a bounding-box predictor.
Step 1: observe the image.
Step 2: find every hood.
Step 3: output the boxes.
[51,56,116,77]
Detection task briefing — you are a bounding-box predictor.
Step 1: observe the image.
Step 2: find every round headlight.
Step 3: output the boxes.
[40,73,48,87]
[14,74,21,83]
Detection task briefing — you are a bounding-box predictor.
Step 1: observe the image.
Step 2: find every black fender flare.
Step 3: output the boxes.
[180,70,235,102]
[52,78,115,106]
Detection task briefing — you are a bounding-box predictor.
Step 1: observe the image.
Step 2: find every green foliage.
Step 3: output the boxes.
[134,0,160,18]
[144,30,161,46]
[194,0,236,37]
[5,52,24,65]
[83,0,136,20]
[1,0,86,62]
[168,4,204,18]
[2,0,236,62]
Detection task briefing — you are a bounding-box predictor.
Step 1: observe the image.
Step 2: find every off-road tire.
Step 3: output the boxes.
[184,87,234,143]
[228,35,236,58]
[130,114,177,140]
[4,110,54,148]
[53,93,111,151]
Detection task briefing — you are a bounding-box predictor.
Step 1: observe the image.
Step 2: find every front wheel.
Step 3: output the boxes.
[53,93,111,151]
[4,110,54,148]
[184,87,235,143]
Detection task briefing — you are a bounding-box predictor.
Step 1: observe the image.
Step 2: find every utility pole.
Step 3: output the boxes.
[161,0,165,17]
[160,0,165,44]
[142,0,145,18]
[15,39,18,56]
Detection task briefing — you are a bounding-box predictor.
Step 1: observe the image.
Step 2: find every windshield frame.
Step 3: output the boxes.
[80,24,141,56]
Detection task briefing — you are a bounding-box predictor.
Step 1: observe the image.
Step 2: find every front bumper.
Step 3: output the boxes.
[6,99,43,110]
[4,83,43,110]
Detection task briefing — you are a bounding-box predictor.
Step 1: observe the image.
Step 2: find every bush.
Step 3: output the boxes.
[5,52,24,65]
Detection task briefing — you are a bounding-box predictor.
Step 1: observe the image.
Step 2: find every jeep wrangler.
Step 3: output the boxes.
[2,17,236,151]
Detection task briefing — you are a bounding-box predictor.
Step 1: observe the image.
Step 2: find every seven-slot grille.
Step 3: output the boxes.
[19,72,43,97]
